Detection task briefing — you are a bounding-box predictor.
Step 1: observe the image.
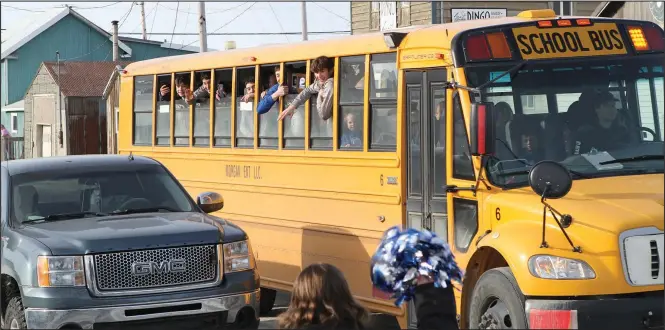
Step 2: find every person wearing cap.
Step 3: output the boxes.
[572,91,632,155]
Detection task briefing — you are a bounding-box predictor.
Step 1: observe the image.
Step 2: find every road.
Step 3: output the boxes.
[259,291,402,329]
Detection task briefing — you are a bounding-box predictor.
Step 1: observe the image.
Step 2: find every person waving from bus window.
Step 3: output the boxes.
[257,67,289,114]
[277,56,334,122]
[240,80,257,103]
[185,73,212,105]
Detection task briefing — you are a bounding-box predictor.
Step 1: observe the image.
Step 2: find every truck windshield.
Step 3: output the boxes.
[10,165,195,224]
[464,55,664,188]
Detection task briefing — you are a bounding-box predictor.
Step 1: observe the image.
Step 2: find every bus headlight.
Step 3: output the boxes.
[528,255,596,279]
[223,240,255,273]
[37,256,85,287]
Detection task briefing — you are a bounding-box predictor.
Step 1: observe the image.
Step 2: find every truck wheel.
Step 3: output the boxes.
[259,287,277,315]
[3,296,27,329]
[468,267,528,329]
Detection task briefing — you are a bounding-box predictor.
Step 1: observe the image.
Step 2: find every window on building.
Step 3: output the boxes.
[309,58,334,150]
[173,72,191,146]
[258,64,279,148]
[283,61,307,149]
[369,52,397,151]
[133,75,153,146]
[339,56,366,150]
[114,107,119,135]
[155,74,172,146]
[10,113,18,133]
[236,67,256,148]
[552,1,573,16]
[214,69,233,147]
[193,70,212,147]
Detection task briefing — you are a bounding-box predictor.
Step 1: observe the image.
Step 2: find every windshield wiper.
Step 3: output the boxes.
[23,212,108,223]
[599,155,664,165]
[110,206,180,215]
[494,167,590,179]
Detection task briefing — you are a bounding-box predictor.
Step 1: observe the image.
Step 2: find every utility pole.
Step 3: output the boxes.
[112,20,119,61]
[301,2,308,41]
[56,51,63,148]
[139,2,147,40]
[198,2,208,52]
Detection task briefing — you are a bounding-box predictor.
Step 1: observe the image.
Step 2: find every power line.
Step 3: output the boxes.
[168,2,181,54]
[177,2,257,50]
[1,5,46,13]
[311,2,350,23]
[119,31,351,36]
[267,3,289,43]
[72,2,122,10]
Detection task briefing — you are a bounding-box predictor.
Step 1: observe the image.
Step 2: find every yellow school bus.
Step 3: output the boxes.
[118,9,664,329]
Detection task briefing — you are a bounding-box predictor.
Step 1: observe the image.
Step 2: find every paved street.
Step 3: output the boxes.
[259,291,402,329]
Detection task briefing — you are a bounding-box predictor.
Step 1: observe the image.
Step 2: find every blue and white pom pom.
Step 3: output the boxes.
[370,226,463,307]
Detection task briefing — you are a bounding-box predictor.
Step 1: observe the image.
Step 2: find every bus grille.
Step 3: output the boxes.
[622,231,663,286]
[93,245,218,291]
[651,240,660,279]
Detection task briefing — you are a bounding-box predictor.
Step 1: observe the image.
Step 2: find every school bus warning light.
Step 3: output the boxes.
[628,25,664,52]
[465,32,512,61]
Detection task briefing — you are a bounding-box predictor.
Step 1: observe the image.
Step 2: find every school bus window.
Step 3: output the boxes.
[173,72,192,146]
[521,94,548,115]
[339,106,363,150]
[636,75,664,140]
[193,70,212,147]
[431,84,446,196]
[213,69,233,147]
[236,67,256,148]
[155,74,172,146]
[452,94,475,180]
[132,75,154,146]
[283,61,307,149]
[258,64,279,148]
[369,53,397,151]
[453,198,478,253]
[407,87,422,196]
[309,59,333,150]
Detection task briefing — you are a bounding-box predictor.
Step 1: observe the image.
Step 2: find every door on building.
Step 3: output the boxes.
[404,68,448,328]
[40,125,52,158]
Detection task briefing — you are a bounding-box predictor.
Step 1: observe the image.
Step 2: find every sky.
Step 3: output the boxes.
[0,1,351,50]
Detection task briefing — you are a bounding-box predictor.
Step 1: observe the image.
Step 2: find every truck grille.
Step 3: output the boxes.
[93,245,219,292]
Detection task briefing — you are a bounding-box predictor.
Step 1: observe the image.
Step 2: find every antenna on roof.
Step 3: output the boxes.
[128,151,134,161]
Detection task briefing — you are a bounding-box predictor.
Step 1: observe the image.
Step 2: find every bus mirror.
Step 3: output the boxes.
[469,102,495,156]
[528,161,573,199]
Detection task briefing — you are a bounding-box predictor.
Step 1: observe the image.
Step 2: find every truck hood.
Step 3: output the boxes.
[491,174,664,235]
[16,212,237,255]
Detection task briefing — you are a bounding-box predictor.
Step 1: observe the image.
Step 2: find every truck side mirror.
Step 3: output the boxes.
[469,102,496,156]
[197,192,224,213]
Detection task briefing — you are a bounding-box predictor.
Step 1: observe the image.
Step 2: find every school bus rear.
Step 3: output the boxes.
[442,11,664,329]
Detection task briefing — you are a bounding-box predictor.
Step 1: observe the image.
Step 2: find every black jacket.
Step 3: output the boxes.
[290,282,459,330]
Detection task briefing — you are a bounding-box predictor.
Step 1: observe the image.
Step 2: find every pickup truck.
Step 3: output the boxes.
[1,155,260,329]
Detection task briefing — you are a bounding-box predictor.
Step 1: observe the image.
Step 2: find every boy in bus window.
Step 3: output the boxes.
[185,73,212,105]
[174,77,192,110]
[573,91,632,155]
[257,68,290,114]
[241,80,256,103]
[278,56,335,122]
[341,113,362,148]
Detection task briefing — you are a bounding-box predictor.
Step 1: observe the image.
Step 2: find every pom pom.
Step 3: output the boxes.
[370,226,463,307]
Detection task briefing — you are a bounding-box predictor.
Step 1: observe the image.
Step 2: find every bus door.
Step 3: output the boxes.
[404,68,448,328]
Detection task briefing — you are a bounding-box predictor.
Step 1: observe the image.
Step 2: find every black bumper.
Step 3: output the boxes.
[525,291,664,329]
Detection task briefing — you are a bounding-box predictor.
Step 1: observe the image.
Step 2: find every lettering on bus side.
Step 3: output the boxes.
[225,164,262,180]
[510,24,628,59]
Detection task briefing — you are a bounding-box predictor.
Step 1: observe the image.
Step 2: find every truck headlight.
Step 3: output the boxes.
[222,240,255,273]
[528,255,596,279]
[37,256,85,287]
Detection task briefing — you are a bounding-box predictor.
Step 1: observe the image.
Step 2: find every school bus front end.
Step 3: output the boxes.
[448,13,664,329]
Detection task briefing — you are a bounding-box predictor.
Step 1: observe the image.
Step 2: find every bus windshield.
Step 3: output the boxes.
[464,55,664,188]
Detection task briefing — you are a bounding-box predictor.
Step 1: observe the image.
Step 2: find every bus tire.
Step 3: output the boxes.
[468,267,528,329]
[259,287,277,315]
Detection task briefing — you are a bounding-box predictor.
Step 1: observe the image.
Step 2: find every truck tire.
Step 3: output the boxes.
[259,287,277,315]
[468,267,528,329]
[3,296,26,329]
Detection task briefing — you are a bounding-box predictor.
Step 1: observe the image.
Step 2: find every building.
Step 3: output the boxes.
[23,61,131,159]
[593,1,664,27]
[351,1,602,34]
[102,66,123,154]
[1,6,198,145]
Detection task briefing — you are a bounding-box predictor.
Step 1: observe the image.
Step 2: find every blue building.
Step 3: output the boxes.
[1,6,198,138]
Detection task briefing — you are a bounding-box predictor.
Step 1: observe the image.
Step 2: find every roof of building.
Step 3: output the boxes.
[1,100,25,112]
[1,6,199,60]
[42,61,133,97]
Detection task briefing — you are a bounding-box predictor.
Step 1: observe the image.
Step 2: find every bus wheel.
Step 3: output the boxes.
[259,287,277,315]
[468,267,528,329]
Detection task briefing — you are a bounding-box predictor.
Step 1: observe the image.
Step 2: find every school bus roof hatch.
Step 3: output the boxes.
[517,9,557,19]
